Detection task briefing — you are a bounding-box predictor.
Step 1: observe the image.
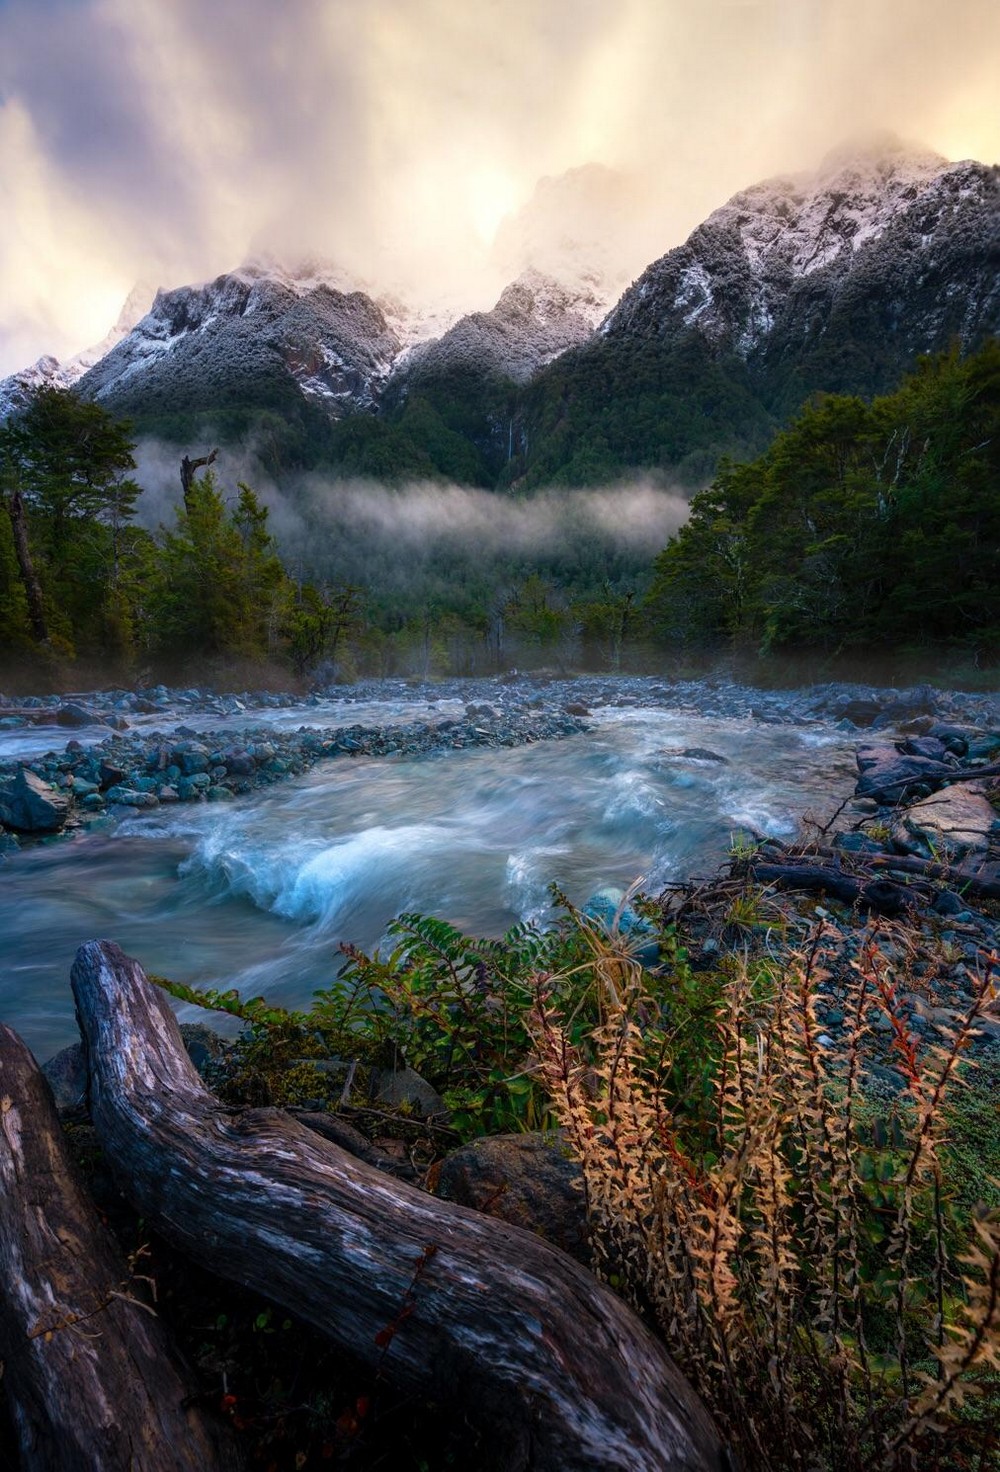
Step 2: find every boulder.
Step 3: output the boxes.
[855,744,951,803]
[0,767,71,832]
[434,1132,589,1263]
[177,1022,230,1078]
[98,760,127,789]
[681,746,729,764]
[583,886,660,966]
[897,735,951,761]
[41,1042,89,1113]
[371,1064,447,1119]
[223,750,256,776]
[55,702,100,728]
[104,786,159,808]
[892,785,999,861]
[175,743,211,775]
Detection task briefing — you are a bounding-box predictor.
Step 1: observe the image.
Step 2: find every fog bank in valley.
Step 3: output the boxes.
[132,439,690,608]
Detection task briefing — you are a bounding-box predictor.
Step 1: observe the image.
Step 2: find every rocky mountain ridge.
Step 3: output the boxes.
[603,138,1000,402]
[3,137,998,485]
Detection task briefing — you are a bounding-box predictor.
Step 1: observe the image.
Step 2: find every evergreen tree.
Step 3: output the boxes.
[150,472,289,662]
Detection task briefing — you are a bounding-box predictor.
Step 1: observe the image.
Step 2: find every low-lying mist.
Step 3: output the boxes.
[133,440,691,616]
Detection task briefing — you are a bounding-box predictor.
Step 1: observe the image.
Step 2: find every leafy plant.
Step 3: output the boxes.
[532,920,1000,1471]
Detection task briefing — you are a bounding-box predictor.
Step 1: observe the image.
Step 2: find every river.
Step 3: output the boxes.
[0,689,859,1061]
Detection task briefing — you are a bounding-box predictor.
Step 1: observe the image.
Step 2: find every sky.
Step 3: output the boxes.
[1,0,998,376]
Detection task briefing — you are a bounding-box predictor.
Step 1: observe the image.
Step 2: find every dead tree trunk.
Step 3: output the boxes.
[0,1022,242,1471]
[747,853,1000,909]
[4,490,48,645]
[71,940,726,1472]
[748,862,913,915]
[179,450,218,514]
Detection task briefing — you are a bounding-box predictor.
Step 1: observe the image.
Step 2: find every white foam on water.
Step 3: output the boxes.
[504,845,572,923]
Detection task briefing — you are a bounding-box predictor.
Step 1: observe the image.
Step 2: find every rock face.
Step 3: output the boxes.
[435,1132,589,1263]
[892,785,999,860]
[604,137,1000,408]
[74,259,405,422]
[0,767,71,832]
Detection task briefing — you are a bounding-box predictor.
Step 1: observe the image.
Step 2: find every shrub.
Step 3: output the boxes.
[531,921,1000,1471]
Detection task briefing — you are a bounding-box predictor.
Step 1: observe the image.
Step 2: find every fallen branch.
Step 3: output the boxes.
[748,862,914,915]
[71,941,726,1472]
[0,1023,242,1471]
[747,850,1000,906]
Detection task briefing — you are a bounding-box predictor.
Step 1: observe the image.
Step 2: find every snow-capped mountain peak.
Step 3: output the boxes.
[603,136,999,363]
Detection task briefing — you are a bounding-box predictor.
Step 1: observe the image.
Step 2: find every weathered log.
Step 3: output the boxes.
[865,851,1000,898]
[749,862,912,915]
[749,850,1000,907]
[0,1022,242,1471]
[71,940,727,1472]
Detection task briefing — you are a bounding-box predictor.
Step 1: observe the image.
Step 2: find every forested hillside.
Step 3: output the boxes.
[0,389,652,685]
[3,339,999,689]
[645,343,1000,665]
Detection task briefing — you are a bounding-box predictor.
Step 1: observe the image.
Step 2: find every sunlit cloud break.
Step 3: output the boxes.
[1,0,999,372]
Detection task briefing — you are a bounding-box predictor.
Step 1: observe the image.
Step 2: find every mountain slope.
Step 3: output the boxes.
[74,261,403,426]
[518,137,1000,485]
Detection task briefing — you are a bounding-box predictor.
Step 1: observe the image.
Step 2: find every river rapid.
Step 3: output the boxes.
[0,677,877,1063]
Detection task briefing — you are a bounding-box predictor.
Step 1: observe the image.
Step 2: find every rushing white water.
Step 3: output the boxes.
[0,702,856,1061]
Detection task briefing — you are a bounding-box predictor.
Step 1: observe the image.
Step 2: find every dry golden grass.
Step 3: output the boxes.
[531,919,1000,1472]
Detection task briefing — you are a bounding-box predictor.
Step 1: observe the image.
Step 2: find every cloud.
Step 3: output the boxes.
[1,0,998,373]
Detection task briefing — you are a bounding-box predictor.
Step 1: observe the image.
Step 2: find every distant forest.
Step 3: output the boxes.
[1,341,998,687]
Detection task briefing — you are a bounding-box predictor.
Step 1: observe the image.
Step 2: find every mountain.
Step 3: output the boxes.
[72,259,405,425]
[517,136,1000,485]
[396,268,603,390]
[3,138,998,487]
[0,282,153,422]
[605,135,1000,403]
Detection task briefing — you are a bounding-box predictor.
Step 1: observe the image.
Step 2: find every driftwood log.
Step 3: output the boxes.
[71,940,726,1472]
[748,862,913,915]
[747,851,1000,912]
[0,1022,242,1471]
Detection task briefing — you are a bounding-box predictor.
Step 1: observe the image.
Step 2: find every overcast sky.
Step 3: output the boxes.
[1,0,998,375]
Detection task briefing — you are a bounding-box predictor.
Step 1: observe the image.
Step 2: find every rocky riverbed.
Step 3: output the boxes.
[3,673,1000,850]
[0,691,589,847]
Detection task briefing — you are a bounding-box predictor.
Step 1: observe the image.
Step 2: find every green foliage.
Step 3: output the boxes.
[148,474,289,662]
[0,387,153,666]
[334,911,565,1136]
[646,342,1000,662]
[156,896,684,1139]
[516,333,776,489]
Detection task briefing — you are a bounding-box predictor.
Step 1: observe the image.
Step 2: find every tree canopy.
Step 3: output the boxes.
[645,343,1000,664]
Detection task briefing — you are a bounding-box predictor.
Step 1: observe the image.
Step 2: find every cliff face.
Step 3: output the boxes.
[602,140,1000,407]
